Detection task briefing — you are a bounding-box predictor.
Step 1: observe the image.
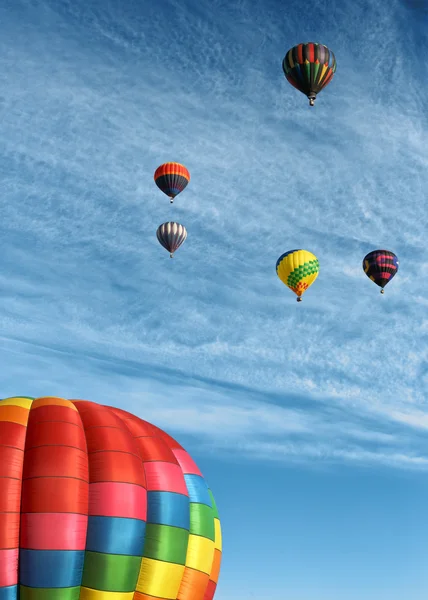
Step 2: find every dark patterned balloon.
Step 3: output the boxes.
[282,42,337,106]
[363,250,399,293]
[154,162,190,203]
[156,222,187,258]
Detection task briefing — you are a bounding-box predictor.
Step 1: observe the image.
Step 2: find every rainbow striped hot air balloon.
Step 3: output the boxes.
[154,163,190,203]
[276,249,320,302]
[0,396,222,600]
[282,42,336,106]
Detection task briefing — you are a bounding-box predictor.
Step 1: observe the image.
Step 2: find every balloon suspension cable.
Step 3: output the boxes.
[380,289,385,294]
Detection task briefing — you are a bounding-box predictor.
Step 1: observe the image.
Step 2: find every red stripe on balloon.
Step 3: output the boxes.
[375,255,396,262]
[22,445,88,480]
[0,548,18,587]
[0,513,19,548]
[21,477,88,513]
[144,462,188,494]
[88,482,147,519]
[73,402,148,522]
[0,407,29,591]
[24,420,87,452]
[0,479,21,513]
[204,580,217,600]
[0,421,26,448]
[20,513,88,550]
[0,446,24,478]
[135,436,179,463]
[172,449,203,476]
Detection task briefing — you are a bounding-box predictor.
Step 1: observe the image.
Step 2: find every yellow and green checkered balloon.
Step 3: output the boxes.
[276,249,320,302]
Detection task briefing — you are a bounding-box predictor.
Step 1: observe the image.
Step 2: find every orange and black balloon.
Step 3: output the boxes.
[154,162,190,203]
[282,42,336,106]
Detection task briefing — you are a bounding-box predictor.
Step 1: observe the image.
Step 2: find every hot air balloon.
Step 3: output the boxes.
[0,396,222,600]
[157,221,187,258]
[363,250,399,294]
[276,249,320,302]
[282,42,336,106]
[154,162,190,203]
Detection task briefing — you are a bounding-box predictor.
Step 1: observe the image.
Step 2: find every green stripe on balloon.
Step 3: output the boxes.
[20,587,81,600]
[143,524,189,564]
[81,551,141,592]
[208,490,219,519]
[190,503,215,540]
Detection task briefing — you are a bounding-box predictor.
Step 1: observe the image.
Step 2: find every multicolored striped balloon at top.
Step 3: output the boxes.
[154,163,190,203]
[156,222,187,258]
[276,249,320,302]
[363,250,399,294]
[282,42,336,106]
[0,396,222,600]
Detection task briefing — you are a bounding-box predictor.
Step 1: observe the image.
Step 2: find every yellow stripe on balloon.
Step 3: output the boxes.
[79,589,135,600]
[136,558,185,599]
[214,519,222,552]
[0,397,34,408]
[184,535,215,575]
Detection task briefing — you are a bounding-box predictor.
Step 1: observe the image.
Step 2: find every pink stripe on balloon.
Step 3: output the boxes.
[0,548,18,587]
[172,449,203,476]
[20,513,88,550]
[144,462,188,494]
[89,482,147,520]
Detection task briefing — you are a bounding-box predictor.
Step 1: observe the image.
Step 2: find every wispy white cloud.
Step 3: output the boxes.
[0,0,426,473]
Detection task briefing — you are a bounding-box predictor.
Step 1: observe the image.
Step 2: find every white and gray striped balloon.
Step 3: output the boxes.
[156,222,188,258]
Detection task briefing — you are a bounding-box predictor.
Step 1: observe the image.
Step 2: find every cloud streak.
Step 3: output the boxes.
[0,0,426,474]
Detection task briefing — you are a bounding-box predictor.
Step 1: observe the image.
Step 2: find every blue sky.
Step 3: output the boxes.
[0,0,427,598]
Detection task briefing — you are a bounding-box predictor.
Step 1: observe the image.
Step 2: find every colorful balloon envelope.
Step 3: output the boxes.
[157,221,187,258]
[154,162,190,203]
[276,249,320,302]
[0,396,222,600]
[282,42,337,106]
[363,249,399,293]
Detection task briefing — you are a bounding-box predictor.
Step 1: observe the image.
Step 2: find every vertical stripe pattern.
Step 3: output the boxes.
[20,396,89,600]
[0,398,222,600]
[282,42,336,104]
[0,397,32,600]
[156,222,188,256]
